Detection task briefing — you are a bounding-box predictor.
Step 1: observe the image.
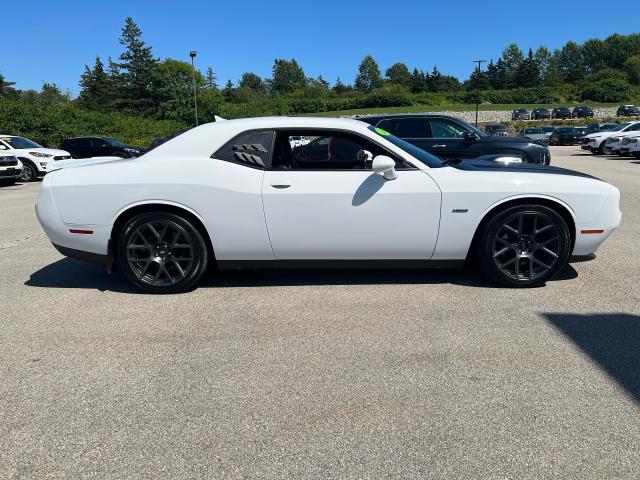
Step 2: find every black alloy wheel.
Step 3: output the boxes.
[476,205,571,287]
[118,212,208,293]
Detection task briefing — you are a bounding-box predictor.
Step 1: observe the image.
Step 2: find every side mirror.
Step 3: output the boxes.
[464,132,478,143]
[372,155,397,180]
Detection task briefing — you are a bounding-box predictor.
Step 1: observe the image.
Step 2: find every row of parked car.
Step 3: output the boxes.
[511,105,640,121]
[484,122,625,146]
[581,120,640,158]
[0,134,144,183]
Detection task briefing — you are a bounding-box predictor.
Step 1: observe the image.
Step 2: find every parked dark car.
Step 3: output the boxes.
[572,105,594,118]
[531,108,551,120]
[549,127,583,145]
[59,137,144,159]
[616,105,640,116]
[551,107,572,119]
[540,125,556,135]
[357,114,551,164]
[145,129,189,153]
[484,124,508,136]
[585,123,619,135]
[511,108,530,120]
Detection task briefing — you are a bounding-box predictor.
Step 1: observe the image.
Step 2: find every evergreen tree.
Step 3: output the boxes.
[500,44,524,88]
[332,77,350,95]
[558,41,585,82]
[115,17,159,114]
[354,55,383,92]
[0,72,17,96]
[408,68,428,93]
[79,57,114,111]
[205,67,218,90]
[40,83,69,104]
[222,79,235,101]
[514,48,540,87]
[271,58,305,94]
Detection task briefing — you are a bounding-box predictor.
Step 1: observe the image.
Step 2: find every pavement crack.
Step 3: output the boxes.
[0,233,45,250]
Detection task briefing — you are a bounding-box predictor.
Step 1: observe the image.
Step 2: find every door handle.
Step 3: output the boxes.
[432,144,447,148]
[270,183,291,189]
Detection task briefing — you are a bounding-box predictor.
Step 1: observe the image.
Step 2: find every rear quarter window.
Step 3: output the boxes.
[212,130,273,169]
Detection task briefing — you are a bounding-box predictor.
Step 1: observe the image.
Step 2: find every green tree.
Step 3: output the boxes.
[205,67,218,90]
[623,54,640,85]
[271,58,305,94]
[385,62,411,87]
[514,48,540,87]
[115,17,159,115]
[0,72,17,97]
[408,68,428,93]
[332,77,350,95]
[581,38,608,72]
[40,83,69,104]
[500,44,524,88]
[152,59,204,125]
[239,72,266,94]
[79,57,114,111]
[558,41,585,82]
[534,47,552,83]
[222,79,235,102]
[354,55,383,92]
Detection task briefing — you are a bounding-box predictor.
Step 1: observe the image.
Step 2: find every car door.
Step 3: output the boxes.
[261,129,441,260]
[74,138,93,158]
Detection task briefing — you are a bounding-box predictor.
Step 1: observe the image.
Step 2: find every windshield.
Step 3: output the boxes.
[103,137,126,147]
[524,128,542,134]
[557,128,578,133]
[368,126,443,168]
[491,125,507,131]
[1,136,43,149]
[613,122,632,131]
[515,109,527,113]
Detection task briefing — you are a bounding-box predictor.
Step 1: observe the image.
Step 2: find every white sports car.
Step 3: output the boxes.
[36,117,621,293]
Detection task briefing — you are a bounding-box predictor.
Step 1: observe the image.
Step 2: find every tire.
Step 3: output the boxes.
[474,204,571,287]
[19,162,37,182]
[117,212,209,293]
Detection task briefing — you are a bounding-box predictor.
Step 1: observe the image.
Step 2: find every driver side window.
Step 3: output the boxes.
[429,119,467,139]
[272,130,410,171]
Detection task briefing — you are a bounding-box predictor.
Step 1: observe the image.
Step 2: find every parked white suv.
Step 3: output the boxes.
[620,132,640,158]
[0,154,23,185]
[0,135,72,182]
[581,121,640,154]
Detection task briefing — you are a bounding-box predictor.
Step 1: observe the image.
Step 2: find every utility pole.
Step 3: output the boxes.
[190,50,199,126]
[473,59,486,127]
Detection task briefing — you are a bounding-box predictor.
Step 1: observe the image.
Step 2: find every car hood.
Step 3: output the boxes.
[478,135,547,147]
[451,158,600,180]
[17,147,70,156]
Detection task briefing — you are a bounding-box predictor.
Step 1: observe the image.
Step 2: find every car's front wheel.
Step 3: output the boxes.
[475,205,571,287]
[117,212,209,293]
[19,162,37,182]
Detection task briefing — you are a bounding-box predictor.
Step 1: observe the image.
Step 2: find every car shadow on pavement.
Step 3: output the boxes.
[544,313,640,403]
[26,257,578,292]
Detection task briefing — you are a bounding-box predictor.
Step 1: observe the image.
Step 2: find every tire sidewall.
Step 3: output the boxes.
[117,212,208,293]
[477,204,571,287]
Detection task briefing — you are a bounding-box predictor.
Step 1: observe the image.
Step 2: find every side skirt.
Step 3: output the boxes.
[216,259,465,270]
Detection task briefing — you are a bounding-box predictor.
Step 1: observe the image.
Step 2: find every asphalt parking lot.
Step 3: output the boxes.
[1,146,639,479]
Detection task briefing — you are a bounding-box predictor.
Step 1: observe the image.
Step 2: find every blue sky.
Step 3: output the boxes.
[5,0,639,95]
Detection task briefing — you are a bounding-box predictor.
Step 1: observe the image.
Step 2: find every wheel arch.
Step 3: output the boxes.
[17,156,39,173]
[466,195,576,261]
[110,201,215,267]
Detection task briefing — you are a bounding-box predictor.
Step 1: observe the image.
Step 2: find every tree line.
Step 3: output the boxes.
[1,17,639,135]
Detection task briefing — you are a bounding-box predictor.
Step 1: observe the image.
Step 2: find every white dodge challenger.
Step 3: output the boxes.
[36,117,621,293]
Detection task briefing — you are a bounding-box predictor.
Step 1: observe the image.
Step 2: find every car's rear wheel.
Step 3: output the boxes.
[475,205,571,287]
[118,212,209,293]
[19,162,37,182]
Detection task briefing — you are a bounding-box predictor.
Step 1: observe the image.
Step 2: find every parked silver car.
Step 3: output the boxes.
[520,127,549,143]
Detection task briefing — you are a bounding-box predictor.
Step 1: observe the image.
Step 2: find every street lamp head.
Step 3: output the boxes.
[189,50,197,58]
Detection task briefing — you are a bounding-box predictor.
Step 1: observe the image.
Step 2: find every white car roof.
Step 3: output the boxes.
[146,116,374,159]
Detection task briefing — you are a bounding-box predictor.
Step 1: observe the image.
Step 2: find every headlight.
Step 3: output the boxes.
[29,151,53,158]
[124,148,140,154]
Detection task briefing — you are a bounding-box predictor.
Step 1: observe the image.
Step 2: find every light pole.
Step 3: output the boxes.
[190,50,199,126]
[473,59,486,127]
